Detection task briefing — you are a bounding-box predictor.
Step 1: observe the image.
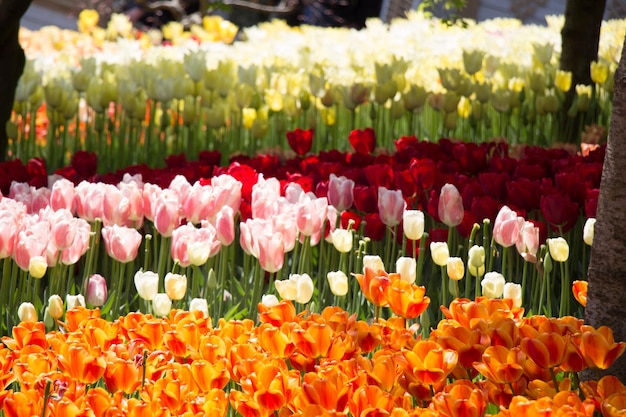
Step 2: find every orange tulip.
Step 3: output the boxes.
[363,353,397,392]
[472,345,525,385]
[354,267,395,307]
[348,320,382,353]
[190,359,230,392]
[3,389,42,417]
[62,306,101,333]
[12,346,56,389]
[520,332,568,369]
[431,324,488,377]
[55,342,106,385]
[81,317,123,351]
[104,357,141,394]
[580,325,626,370]
[242,362,299,412]
[258,322,295,358]
[431,380,487,417]
[229,390,265,417]
[581,375,626,411]
[199,333,229,363]
[1,321,48,351]
[292,321,334,359]
[602,392,626,417]
[385,279,431,319]
[299,370,351,413]
[572,280,588,307]
[48,396,83,417]
[258,300,299,326]
[164,330,188,357]
[441,297,523,330]
[202,388,229,417]
[127,319,167,351]
[85,387,114,417]
[402,340,458,387]
[349,385,394,417]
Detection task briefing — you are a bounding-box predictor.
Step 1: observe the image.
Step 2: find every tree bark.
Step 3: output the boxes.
[584,33,626,383]
[0,0,33,162]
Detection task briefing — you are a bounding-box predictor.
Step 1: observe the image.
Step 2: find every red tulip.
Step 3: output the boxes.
[348,128,376,155]
[410,157,436,191]
[286,128,314,155]
[353,185,378,213]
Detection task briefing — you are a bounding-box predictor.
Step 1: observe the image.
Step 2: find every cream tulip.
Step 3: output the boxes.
[547,237,569,262]
[430,242,450,267]
[18,302,37,323]
[403,210,425,241]
[134,270,159,301]
[481,272,505,299]
[583,218,596,246]
[363,255,385,273]
[396,257,417,284]
[330,228,353,253]
[503,282,523,308]
[189,298,209,318]
[164,272,187,301]
[327,271,349,296]
[446,257,465,281]
[48,294,64,320]
[152,293,172,317]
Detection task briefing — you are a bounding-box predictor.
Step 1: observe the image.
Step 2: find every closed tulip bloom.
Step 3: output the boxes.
[134,270,159,301]
[547,237,570,262]
[293,273,314,304]
[29,255,47,279]
[438,183,464,227]
[47,294,64,320]
[216,205,235,246]
[66,294,85,309]
[516,221,540,263]
[481,272,505,298]
[50,178,77,212]
[18,302,37,323]
[275,278,297,301]
[431,241,450,267]
[164,272,187,301]
[260,294,280,308]
[446,257,465,281]
[189,298,209,318]
[378,187,406,227]
[583,218,596,246]
[152,293,172,317]
[363,255,385,273]
[101,225,142,263]
[396,256,417,284]
[493,205,525,248]
[86,274,108,307]
[403,209,425,241]
[330,228,353,253]
[468,245,485,269]
[503,282,523,308]
[153,189,181,237]
[327,271,349,296]
[328,174,355,212]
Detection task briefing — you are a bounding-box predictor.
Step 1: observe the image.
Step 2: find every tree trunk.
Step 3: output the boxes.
[584,33,626,383]
[0,0,33,162]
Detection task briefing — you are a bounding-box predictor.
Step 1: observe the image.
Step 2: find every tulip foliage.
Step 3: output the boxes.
[0,299,625,417]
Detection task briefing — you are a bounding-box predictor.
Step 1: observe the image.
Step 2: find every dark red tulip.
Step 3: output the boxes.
[26,157,48,188]
[71,150,98,179]
[479,172,509,200]
[540,192,579,233]
[394,169,418,198]
[452,142,488,174]
[341,210,362,230]
[363,212,386,241]
[364,164,394,189]
[286,128,314,156]
[410,158,436,191]
[505,178,540,212]
[585,189,599,218]
[470,195,500,224]
[353,185,378,213]
[348,128,376,155]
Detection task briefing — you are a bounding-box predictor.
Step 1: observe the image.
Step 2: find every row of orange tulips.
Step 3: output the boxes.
[1,288,625,417]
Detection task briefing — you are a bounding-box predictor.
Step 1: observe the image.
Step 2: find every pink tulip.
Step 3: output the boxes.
[169,175,192,204]
[272,212,297,253]
[152,189,181,237]
[493,205,525,248]
[258,230,285,273]
[171,223,221,267]
[0,200,24,259]
[328,174,354,212]
[284,182,306,204]
[516,220,540,263]
[101,224,142,263]
[9,182,32,212]
[211,174,242,213]
[378,187,405,227]
[215,205,235,246]
[31,187,51,215]
[85,273,108,307]
[142,183,162,222]
[182,183,214,225]
[48,208,76,251]
[437,183,464,228]
[252,176,281,219]
[14,220,48,271]
[118,179,145,227]
[60,219,91,265]
[102,184,132,227]
[50,178,76,213]
[296,196,328,244]
[75,182,105,223]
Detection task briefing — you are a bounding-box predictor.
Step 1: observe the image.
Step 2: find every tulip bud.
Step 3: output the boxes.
[481,272,505,299]
[331,228,353,253]
[292,273,314,304]
[403,210,425,241]
[85,274,108,307]
[29,255,47,279]
[275,278,297,301]
[555,70,572,93]
[363,255,385,273]
[463,49,485,76]
[164,272,187,301]
[18,302,37,323]
[189,298,209,318]
[591,60,609,85]
[430,242,450,267]
[396,256,417,284]
[446,257,465,281]
[152,293,172,317]
[43,307,54,329]
[468,245,485,269]
[134,270,159,301]
[583,218,596,246]
[547,237,569,262]
[532,42,553,65]
[438,184,464,228]
[260,294,280,308]
[503,282,523,308]
[327,271,349,296]
[48,294,64,319]
[66,294,86,309]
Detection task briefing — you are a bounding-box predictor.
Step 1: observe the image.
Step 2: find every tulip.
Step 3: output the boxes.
[468,245,485,269]
[275,278,298,302]
[292,273,314,304]
[446,257,465,281]
[403,209,425,241]
[330,228,353,253]
[260,294,280,308]
[583,218,596,246]
[48,294,64,319]
[438,184,464,228]
[189,298,209,318]
[18,302,37,323]
[572,280,588,307]
[481,272,505,298]
[164,272,187,301]
[503,282,523,308]
[66,294,86,309]
[85,274,108,307]
[516,221,540,263]
[152,293,172,317]
[396,256,417,284]
[327,174,355,212]
[430,241,450,267]
[101,225,142,263]
[378,187,405,227]
[134,270,159,301]
[327,271,349,296]
[547,237,569,262]
[28,255,47,279]
[493,205,525,248]
[363,255,385,273]
[386,279,430,319]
